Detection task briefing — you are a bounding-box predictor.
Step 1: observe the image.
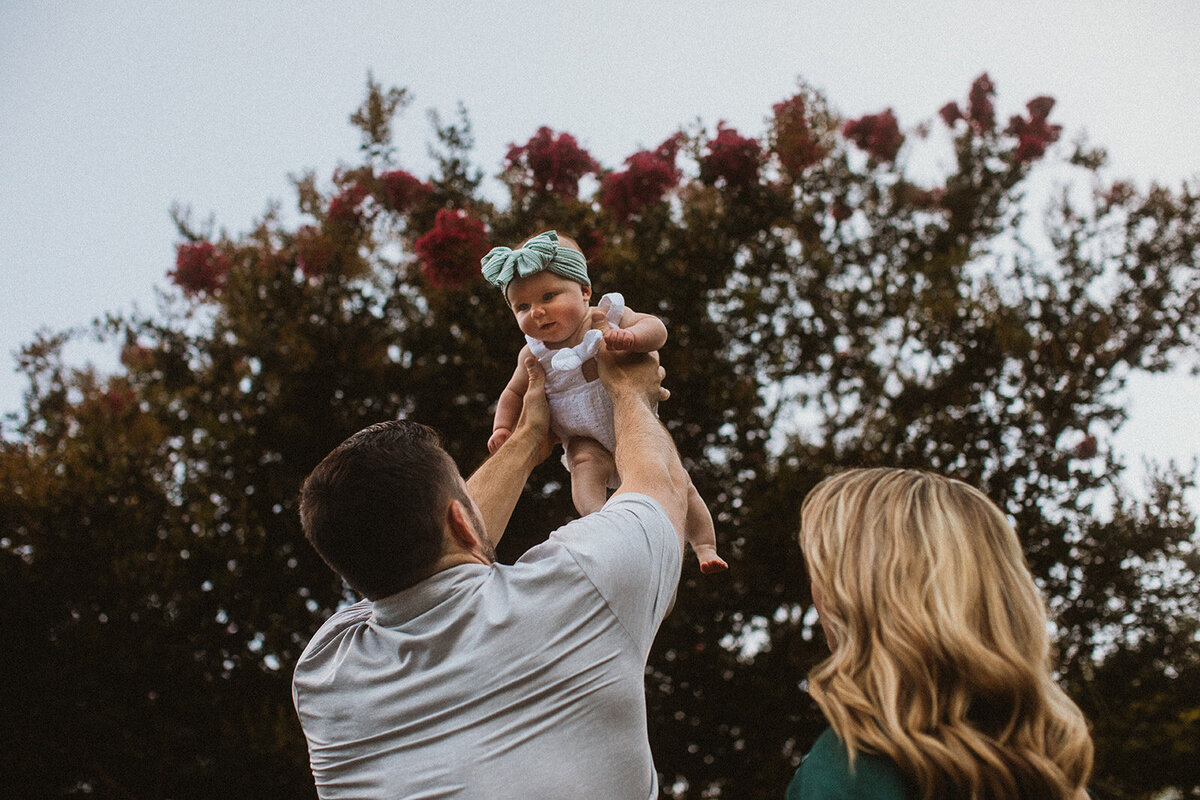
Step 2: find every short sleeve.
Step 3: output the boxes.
[549,493,682,654]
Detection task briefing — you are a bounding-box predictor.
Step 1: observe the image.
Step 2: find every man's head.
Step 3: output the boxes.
[300,420,485,599]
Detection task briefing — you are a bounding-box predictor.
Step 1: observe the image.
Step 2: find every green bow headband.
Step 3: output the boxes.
[480,230,590,294]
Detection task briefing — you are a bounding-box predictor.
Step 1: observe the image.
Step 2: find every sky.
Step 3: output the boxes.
[2,1,1198,492]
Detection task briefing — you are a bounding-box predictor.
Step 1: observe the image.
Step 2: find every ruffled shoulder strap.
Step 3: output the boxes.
[525,335,550,359]
[596,292,625,327]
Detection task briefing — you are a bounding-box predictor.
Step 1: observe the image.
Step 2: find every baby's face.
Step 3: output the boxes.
[507,271,592,346]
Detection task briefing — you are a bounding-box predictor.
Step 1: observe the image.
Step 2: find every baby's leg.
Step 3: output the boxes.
[565,437,616,516]
[685,479,727,574]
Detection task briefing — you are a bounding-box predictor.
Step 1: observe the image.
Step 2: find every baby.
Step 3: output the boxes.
[483,230,727,574]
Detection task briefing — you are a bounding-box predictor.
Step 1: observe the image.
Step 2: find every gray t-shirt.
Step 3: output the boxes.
[292,493,682,799]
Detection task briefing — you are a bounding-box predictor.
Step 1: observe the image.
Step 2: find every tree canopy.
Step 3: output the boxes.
[3,73,1198,798]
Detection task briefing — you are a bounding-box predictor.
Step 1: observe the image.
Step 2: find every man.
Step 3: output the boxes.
[292,342,690,799]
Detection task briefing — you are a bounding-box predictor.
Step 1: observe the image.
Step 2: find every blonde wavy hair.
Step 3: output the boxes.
[799,468,1093,800]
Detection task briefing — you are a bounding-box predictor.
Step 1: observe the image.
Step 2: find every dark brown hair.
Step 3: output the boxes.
[300,420,469,599]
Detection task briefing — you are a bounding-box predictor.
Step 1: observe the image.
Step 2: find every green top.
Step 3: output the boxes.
[787,728,911,800]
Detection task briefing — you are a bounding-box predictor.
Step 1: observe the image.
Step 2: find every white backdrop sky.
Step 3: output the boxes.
[2,1,1198,485]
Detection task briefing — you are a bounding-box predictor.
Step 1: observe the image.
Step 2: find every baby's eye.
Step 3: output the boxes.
[514,303,530,312]
[542,292,557,302]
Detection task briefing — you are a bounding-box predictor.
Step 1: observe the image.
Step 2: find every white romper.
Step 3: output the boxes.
[526,292,626,455]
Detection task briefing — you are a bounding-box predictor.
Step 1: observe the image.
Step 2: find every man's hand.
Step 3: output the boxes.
[511,355,554,464]
[592,313,669,405]
[596,346,665,409]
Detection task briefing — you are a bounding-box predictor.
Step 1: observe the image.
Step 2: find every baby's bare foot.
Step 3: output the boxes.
[693,545,728,575]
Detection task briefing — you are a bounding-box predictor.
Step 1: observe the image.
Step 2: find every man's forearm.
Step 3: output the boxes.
[466,423,544,546]
[609,390,690,545]
[469,356,551,545]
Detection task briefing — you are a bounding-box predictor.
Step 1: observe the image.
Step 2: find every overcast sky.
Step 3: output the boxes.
[2,1,1198,486]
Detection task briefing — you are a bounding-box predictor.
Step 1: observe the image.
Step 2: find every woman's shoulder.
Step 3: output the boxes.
[787,728,911,800]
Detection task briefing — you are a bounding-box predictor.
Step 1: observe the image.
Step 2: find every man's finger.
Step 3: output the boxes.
[523,355,546,388]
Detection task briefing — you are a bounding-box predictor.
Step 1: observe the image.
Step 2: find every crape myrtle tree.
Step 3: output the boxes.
[2,74,1199,798]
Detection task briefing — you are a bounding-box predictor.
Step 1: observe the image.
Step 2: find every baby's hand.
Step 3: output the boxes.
[488,428,511,453]
[603,327,636,351]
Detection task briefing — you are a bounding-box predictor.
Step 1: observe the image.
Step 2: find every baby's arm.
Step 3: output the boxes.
[489,346,533,453]
[602,306,668,353]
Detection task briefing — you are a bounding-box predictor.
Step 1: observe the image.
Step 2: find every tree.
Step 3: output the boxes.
[3,73,1198,798]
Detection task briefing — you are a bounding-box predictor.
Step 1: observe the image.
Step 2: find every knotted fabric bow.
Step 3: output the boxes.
[550,328,604,373]
[480,230,591,293]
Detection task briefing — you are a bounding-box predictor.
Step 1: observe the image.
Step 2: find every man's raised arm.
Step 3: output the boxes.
[597,349,690,549]
[465,356,553,545]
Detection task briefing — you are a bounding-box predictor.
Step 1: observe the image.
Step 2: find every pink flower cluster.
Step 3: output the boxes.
[120,342,155,372]
[939,73,998,134]
[1006,96,1062,163]
[699,122,762,187]
[1073,434,1098,459]
[772,94,825,174]
[843,109,904,163]
[1101,181,1135,208]
[908,186,946,211]
[295,225,334,278]
[504,127,600,198]
[968,73,997,131]
[380,170,433,212]
[99,385,137,418]
[415,209,488,289]
[600,135,682,223]
[327,183,369,229]
[170,241,229,295]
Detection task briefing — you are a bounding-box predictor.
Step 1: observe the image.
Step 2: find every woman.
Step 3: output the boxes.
[789,468,1093,799]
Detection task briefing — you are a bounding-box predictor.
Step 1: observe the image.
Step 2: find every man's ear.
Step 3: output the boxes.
[445,499,480,549]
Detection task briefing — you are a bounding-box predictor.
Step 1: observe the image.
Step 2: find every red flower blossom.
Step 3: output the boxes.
[170,241,229,295]
[1101,181,1135,207]
[503,127,600,198]
[1026,95,1055,122]
[327,183,369,229]
[699,122,762,187]
[576,229,605,264]
[414,209,488,289]
[772,94,825,174]
[1073,434,1098,459]
[99,385,137,417]
[938,101,963,127]
[909,186,946,210]
[843,109,904,163]
[968,73,997,132]
[120,343,155,372]
[295,225,334,278]
[1005,96,1061,163]
[380,170,432,212]
[830,202,853,223]
[600,135,682,223]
